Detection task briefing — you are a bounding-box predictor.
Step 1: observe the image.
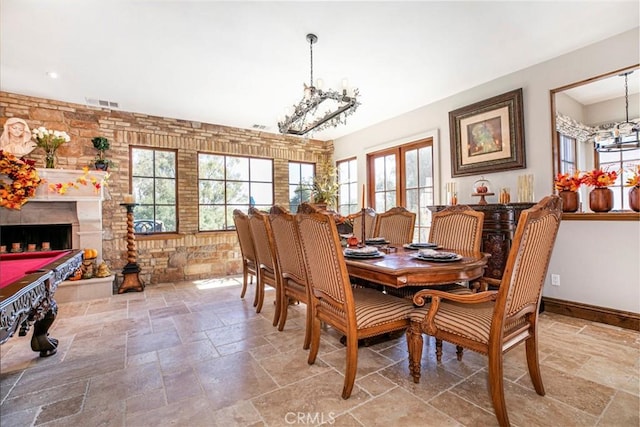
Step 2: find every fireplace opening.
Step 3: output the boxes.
[0,224,72,252]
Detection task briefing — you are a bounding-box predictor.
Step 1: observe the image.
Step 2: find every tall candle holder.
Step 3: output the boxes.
[118,203,144,293]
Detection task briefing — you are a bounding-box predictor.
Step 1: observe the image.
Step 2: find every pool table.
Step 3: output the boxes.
[0,249,82,356]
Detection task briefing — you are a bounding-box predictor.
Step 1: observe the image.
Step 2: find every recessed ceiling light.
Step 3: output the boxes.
[46,71,59,79]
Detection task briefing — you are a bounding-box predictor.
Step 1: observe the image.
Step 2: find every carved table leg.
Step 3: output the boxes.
[407,321,423,383]
[30,307,58,357]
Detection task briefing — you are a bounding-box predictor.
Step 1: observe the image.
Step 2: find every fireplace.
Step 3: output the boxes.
[0,169,107,260]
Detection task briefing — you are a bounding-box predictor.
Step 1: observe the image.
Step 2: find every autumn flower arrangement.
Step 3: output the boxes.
[0,150,42,210]
[625,164,640,188]
[581,168,618,188]
[554,171,582,192]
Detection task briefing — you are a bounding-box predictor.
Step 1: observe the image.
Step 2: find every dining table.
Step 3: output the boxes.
[344,246,490,290]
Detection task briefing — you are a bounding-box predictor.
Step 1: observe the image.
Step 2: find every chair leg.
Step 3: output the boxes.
[456,345,464,361]
[406,321,423,383]
[307,316,321,365]
[342,333,359,399]
[488,351,510,427]
[435,338,443,362]
[277,293,288,332]
[240,265,248,298]
[255,276,264,313]
[272,285,281,327]
[302,302,312,350]
[525,335,545,396]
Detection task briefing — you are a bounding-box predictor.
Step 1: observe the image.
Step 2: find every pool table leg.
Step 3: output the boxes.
[30,308,58,357]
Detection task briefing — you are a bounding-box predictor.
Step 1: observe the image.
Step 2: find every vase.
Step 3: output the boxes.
[44,149,56,168]
[589,187,613,212]
[629,187,640,212]
[559,190,579,212]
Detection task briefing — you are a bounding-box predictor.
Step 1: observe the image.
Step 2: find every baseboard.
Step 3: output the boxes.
[541,297,640,331]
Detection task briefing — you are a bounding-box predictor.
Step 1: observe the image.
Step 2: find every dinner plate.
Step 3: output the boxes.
[365,238,389,245]
[403,242,439,250]
[344,251,384,259]
[410,252,462,262]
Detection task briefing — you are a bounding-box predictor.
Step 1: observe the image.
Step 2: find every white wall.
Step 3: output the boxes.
[334,28,640,313]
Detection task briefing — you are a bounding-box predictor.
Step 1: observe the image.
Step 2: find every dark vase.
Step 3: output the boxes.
[589,187,613,212]
[559,190,579,212]
[630,187,640,212]
[94,161,109,171]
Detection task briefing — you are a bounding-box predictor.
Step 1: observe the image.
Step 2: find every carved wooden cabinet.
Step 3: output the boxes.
[428,203,534,279]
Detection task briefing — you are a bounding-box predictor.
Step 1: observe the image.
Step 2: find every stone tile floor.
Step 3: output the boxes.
[1,276,638,426]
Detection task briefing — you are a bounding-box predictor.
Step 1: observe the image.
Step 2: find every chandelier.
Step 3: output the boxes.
[593,71,640,153]
[278,34,360,136]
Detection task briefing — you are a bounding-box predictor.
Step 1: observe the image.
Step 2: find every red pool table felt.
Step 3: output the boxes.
[0,250,73,289]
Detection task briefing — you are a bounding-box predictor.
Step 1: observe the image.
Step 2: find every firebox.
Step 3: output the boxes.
[0,224,72,251]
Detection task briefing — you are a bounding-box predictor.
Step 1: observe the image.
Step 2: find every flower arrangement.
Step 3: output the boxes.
[581,168,618,188]
[311,160,339,207]
[554,171,582,192]
[32,127,71,168]
[625,164,640,188]
[48,166,110,195]
[0,150,42,210]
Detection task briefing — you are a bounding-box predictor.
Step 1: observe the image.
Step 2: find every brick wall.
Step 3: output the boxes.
[1,91,334,285]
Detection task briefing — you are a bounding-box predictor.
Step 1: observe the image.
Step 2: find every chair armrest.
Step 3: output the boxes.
[412,289,498,307]
[476,276,501,291]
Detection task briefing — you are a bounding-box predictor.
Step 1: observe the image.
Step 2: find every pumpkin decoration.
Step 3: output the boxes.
[84,248,98,259]
[68,268,83,281]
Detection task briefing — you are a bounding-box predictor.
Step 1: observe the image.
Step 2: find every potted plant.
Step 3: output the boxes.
[582,168,618,212]
[554,171,582,212]
[91,136,114,171]
[625,164,640,212]
[311,160,339,208]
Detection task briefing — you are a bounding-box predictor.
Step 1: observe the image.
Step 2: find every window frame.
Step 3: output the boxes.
[336,157,358,216]
[288,161,315,213]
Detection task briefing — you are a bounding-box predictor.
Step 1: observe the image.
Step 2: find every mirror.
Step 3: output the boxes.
[550,64,640,213]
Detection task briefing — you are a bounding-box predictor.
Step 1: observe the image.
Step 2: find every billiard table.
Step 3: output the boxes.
[0,249,82,356]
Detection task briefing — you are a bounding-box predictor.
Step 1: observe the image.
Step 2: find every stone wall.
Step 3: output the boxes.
[1,91,333,285]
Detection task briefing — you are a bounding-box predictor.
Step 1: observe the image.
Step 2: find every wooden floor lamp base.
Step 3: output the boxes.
[118,263,144,293]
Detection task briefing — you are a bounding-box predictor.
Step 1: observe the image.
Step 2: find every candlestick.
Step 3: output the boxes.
[361,184,365,209]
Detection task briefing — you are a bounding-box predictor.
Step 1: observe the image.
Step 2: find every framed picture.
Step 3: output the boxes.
[449,88,526,177]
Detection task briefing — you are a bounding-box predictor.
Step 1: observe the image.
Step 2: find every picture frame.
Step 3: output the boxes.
[449,88,526,177]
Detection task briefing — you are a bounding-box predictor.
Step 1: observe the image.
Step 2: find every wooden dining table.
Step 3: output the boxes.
[344,246,490,290]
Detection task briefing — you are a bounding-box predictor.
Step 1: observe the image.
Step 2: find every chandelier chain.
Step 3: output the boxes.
[309,36,314,88]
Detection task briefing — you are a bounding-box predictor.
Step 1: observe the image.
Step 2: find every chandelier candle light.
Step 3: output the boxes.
[278,34,360,136]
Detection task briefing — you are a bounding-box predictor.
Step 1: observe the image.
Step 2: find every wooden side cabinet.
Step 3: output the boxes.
[428,203,534,280]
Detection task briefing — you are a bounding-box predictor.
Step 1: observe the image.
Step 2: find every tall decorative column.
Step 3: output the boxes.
[118,203,144,293]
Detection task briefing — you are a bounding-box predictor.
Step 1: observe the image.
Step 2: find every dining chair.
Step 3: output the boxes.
[407,195,562,427]
[268,207,312,349]
[296,211,414,399]
[232,209,257,300]
[248,209,281,326]
[349,207,377,241]
[373,206,416,245]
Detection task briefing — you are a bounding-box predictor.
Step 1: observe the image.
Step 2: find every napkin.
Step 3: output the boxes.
[418,249,438,257]
[345,246,379,254]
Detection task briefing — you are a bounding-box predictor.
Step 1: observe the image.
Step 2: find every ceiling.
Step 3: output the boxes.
[1,1,639,141]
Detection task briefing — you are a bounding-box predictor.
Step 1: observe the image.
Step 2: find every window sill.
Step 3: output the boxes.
[561,212,640,221]
[135,232,184,240]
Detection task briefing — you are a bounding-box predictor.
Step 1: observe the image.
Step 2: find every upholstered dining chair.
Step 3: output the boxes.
[373,206,416,245]
[268,206,313,349]
[407,195,562,427]
[248,209,281,327]
[349,207,377,241]
[232,209,257,300]
[296,211,414,399]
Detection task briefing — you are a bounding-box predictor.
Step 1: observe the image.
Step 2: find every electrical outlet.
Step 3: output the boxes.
[551,274,560,286]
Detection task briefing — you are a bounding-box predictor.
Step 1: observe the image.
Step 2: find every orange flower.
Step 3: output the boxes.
[0,150,42,210]
[554,172,582,192]
[625,164,640,188]
[582,168,618,188]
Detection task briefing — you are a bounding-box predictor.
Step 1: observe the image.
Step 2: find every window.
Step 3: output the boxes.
[558,133,577,174]
[368,139,434,241]
[288,161,314,212]
[198,154,273,231]
[337,158,358,216]
[131,147,177,233]
[598,148,640,211]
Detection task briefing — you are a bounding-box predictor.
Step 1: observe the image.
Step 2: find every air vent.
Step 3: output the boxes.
[85,97,120,109]
[252,124,268,130]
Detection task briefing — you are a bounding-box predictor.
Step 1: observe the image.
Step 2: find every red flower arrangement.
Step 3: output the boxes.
[0,150,43,210]
[625,164,640,188]
[554,172,582,192]
[581,168,618,188]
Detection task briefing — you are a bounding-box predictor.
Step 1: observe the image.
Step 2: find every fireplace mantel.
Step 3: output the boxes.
[1,169,108,260]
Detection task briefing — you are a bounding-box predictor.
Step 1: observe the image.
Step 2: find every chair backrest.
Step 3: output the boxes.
[428,205,484,251]
[269,210,308,288]
[373,206,416,245]
[233,209,257,265]
[269,204,290,215]
[297,202,323,214]
[350,208,377,240]
[296,212,355,327]
[248,209,278,275]
[493,195,562,333]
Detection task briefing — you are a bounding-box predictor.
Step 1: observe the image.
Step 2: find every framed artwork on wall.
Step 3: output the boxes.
[449,88,526,177]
